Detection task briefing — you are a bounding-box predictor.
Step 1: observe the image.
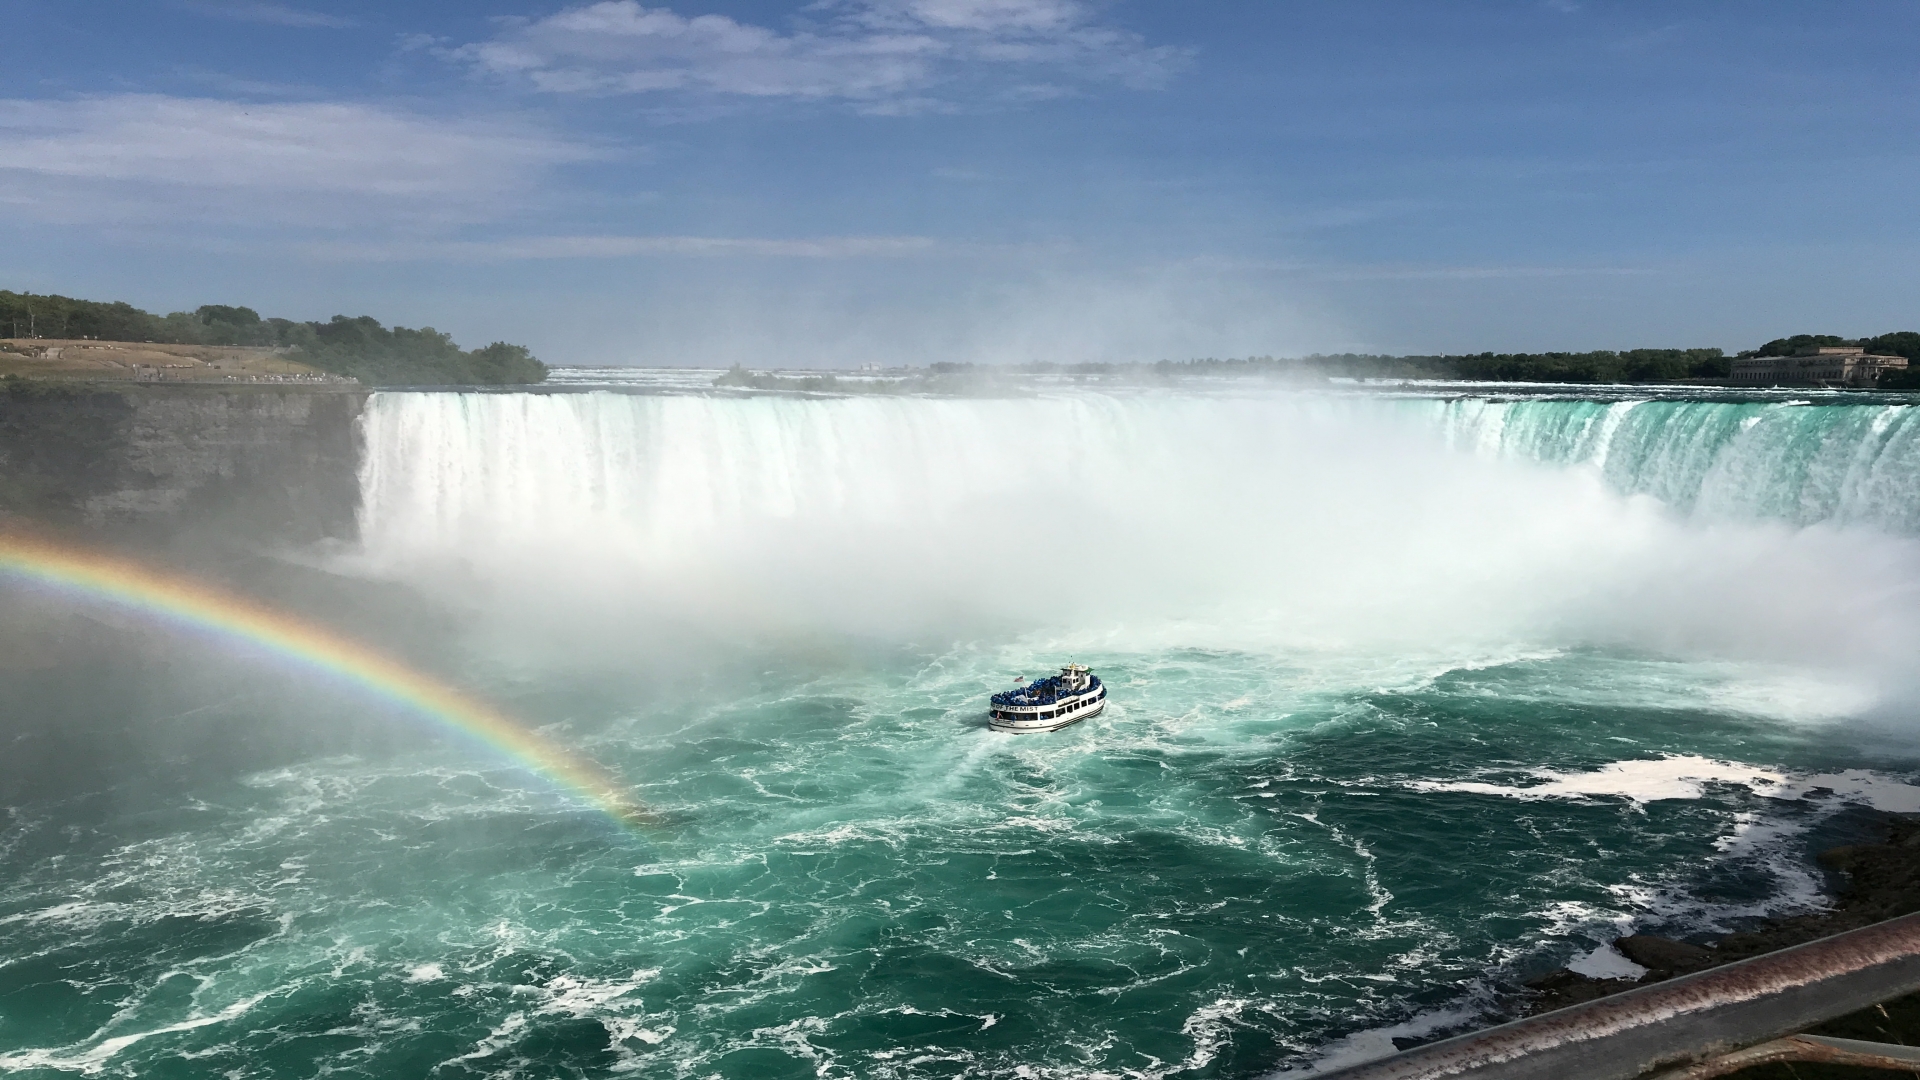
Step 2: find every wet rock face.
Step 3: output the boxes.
[1522,968,1641,1010]
[0,384,367,546]
[1613,935,1715,979]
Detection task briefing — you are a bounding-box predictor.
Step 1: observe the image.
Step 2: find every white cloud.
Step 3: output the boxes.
[867,0,1085,33]
[454,0,1187,110]
[0,95,597,226]
[1300,264,1660,282]
[303,233,939,261]
[182,1,357,29]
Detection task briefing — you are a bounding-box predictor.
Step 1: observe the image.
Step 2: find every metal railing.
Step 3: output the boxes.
[1317,911,1920,1080]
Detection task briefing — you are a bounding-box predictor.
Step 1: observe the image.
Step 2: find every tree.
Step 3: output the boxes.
[1862,331,1920,362]
[1749,334,1853,357]
[0,289,547,384]
[467,343,548,384]
[196,305,260,326]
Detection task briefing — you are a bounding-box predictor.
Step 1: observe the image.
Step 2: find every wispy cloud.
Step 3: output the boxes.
[1176,256,1659,281]
[172,67,322,97]
[1308,264,1659,282]
[0,95,598,227]
[181,1,357,29]
[303,234,939,261]
[452,0,1188,112]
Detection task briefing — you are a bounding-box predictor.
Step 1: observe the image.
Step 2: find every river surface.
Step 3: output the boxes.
[5,382,1920,1078]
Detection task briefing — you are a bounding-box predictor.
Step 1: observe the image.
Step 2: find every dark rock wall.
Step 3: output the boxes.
[0,384,368,546]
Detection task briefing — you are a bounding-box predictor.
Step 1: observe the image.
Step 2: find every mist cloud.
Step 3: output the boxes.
[346,391,1920,722]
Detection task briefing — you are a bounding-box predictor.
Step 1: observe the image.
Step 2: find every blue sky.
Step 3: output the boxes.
[5,1,1919,366]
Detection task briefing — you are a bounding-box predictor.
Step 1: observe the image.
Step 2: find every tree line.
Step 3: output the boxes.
[1200,348,1733,383]
[13,286,1915,390]
[0,290,546,386]
[1147,333,1920,387]
[748,337,1920,391]
[965,349,1734,384]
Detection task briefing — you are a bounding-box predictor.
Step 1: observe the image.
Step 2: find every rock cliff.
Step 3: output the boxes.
[0,383,367,547]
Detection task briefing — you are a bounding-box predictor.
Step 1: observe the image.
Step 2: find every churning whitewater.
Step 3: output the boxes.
[4,386,1920,1079]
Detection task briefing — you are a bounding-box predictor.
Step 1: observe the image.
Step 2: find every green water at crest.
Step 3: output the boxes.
[1431,393,1920,531]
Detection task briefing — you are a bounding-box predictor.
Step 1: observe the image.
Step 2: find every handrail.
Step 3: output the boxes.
[1313,911,1920,1080]
[1654,1034,1920,1080]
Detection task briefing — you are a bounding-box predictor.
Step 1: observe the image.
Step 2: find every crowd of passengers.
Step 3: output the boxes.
[991,678,1063,706]
[991,676,1099,707]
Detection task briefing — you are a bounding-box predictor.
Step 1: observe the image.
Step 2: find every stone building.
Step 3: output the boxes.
[1728,346,1909,387]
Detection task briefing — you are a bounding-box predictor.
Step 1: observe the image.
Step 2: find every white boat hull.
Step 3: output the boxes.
[988,696,1105,734]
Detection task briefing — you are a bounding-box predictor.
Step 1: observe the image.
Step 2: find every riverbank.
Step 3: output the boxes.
[0,338,354,384]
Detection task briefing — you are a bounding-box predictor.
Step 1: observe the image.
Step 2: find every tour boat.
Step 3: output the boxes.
[989,665,1106,733]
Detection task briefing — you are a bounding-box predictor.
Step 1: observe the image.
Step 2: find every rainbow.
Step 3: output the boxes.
[0,532,649,828]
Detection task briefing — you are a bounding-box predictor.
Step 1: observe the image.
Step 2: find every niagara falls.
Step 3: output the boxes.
[6,377,1920,1076]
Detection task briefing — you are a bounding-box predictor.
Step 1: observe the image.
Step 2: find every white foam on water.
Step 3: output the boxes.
[535,969,662,1017]
[1179,996,1258,1074]
[445,1011,529,1067]
[0,901,124,928]
[1406,755,1791,804]
[1285,998,1488,1075]
[1408,754,1920,812]
[1777,770,1920,813]
[1565,943,1648,980]
[0,992,273,1074]
[605,1015,674,1048]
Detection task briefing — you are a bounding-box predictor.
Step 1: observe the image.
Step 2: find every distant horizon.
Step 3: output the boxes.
[12,280,1919,372]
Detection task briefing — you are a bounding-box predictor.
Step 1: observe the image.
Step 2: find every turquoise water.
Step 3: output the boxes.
[4,388,1920,1078]
[1430,391,1920,532]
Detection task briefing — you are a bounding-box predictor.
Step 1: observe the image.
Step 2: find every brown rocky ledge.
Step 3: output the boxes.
[1525,813,1920,1077]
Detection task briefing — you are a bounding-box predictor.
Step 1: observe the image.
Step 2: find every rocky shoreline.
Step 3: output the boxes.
[1524,813,1920,1072]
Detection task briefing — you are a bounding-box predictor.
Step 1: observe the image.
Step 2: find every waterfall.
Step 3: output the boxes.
[352,389,1920,674]
[1429,397,1920,532]
[360,392,1920,554]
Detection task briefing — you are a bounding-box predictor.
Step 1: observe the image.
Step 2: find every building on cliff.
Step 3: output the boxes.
[1728,346,1909,387]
